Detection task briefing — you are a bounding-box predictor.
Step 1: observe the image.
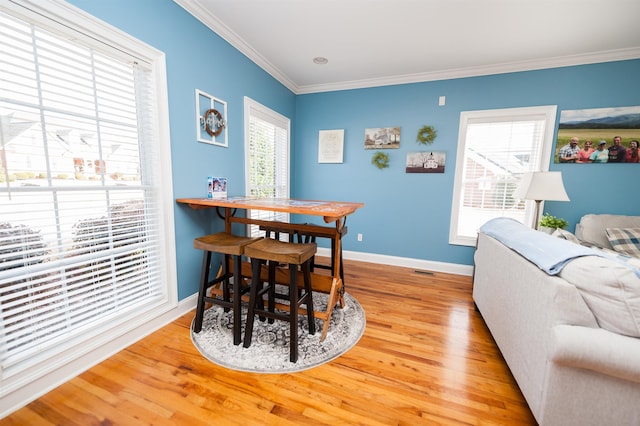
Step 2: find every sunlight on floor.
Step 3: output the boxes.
[444,305,470,384]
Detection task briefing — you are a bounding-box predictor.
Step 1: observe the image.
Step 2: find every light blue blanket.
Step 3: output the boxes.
[479,217,601,275]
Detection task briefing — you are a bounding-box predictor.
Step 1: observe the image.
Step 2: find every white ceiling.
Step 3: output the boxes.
[175,0,640,94]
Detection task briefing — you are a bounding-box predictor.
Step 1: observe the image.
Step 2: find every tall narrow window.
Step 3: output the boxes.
[449,106,557,246]
[0,0,175,399]
[244,97,290,237]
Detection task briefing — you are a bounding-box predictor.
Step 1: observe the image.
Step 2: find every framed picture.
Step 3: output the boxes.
[555,106,640,163]
[318,129,344,163]
[207,176,227,199]
[406,151,446,173]
[195,89,228,147]
[364,127,400,149]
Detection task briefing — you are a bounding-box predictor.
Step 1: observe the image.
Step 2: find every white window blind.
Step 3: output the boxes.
[0,1,174,394]
[449,106,557,246]
[244,97,290,237]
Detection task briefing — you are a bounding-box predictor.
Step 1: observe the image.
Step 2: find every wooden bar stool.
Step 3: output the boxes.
[243,238,317,363]
[259,223,305,300]
[301,225,347,285]
[260,222,344,282]
[192,233,261,345]
[259,223,304,243]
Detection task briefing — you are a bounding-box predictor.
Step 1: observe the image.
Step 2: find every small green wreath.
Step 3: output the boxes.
[371,151,389,169]
[416,125,437,145]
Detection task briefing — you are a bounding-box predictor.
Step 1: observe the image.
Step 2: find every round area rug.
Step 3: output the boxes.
[191,291,365,373]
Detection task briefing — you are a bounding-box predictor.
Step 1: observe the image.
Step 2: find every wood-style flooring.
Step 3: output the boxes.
[3,258,536,425]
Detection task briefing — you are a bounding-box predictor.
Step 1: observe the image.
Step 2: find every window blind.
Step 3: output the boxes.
[450,106,557,245]
[244,97,290,237]
[0,6,168,387]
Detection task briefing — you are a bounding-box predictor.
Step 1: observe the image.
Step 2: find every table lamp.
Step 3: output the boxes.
[513,171,570,229]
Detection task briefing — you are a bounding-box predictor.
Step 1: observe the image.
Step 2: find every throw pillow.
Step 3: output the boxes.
[552,228,581,244]
[605,227,640,258]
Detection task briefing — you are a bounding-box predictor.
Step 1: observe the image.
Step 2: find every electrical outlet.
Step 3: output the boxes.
[357,233,363,242]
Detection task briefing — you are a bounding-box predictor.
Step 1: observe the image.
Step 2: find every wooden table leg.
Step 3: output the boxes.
[333,218,346,307]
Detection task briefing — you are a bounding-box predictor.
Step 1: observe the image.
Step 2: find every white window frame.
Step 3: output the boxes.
[243,97,290,237]
[0,0,177,413]
[449,105,557,246]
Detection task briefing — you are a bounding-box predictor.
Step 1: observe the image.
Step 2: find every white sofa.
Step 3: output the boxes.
[473,215,640,426]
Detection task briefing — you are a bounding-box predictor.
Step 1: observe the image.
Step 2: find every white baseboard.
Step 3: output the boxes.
[316,247,474,277]
[1,294,198,419]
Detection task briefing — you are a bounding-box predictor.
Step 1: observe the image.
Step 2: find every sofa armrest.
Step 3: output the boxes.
[551,324,640,383]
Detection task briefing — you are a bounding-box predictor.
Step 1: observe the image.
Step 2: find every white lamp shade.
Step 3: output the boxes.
[513,171,570,202]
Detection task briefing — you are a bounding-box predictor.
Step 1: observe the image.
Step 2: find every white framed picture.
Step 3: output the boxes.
[318,129,344,163]
[195,89,228,147]
[207,176,227,199]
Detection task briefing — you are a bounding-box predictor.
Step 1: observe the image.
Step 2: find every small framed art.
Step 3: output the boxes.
[196,89,228,147]
[406,151,446,173]
[364,127,400,149]
[318,129,344,163]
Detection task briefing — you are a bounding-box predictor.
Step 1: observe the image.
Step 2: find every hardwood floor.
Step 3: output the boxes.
[3,259,536,425]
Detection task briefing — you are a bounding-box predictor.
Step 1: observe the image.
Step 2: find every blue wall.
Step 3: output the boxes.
[69,0,640,300]
[295,61,640,265]
[68,0,297,299]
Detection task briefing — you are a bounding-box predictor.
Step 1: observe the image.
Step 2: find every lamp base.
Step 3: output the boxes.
[534,200,542,230]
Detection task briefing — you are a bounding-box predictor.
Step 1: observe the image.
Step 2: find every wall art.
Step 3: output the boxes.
[371,151,389,169]
[416,125,437,145]
[555,106,640,163]
[406,151,446,173]
[364,127,400,149]
[318,129,344,163]
[196,89,228,147]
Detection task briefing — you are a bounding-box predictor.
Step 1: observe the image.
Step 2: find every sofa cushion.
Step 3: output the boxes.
[559,256,640,338]
[606,227,640,258]
[575,214,640,249]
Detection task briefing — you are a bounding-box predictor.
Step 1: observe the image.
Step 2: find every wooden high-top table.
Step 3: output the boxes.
[176,196,364,340]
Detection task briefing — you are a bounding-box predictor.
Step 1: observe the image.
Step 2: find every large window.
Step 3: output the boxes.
[244,97,290,237]
[449,106,557,246]
[0,0,175,401]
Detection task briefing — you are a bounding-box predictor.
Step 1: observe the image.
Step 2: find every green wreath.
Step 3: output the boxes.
[371,151,389,169]
[416,125,437,145]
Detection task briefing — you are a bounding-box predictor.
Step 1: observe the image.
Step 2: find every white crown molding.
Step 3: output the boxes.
[173,0,298,93]
[297,47,640,94]
[175,0,640,95]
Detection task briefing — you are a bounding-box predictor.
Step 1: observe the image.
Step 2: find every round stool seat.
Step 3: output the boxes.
[194,233,260,255]
[244,238,316,265]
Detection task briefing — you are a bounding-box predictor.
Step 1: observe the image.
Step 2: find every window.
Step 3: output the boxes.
[244,97,290,237]
[0,0,175,398]
[449,106,557,246]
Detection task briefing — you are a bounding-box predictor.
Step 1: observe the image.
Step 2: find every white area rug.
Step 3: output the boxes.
[191,292,365,373]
